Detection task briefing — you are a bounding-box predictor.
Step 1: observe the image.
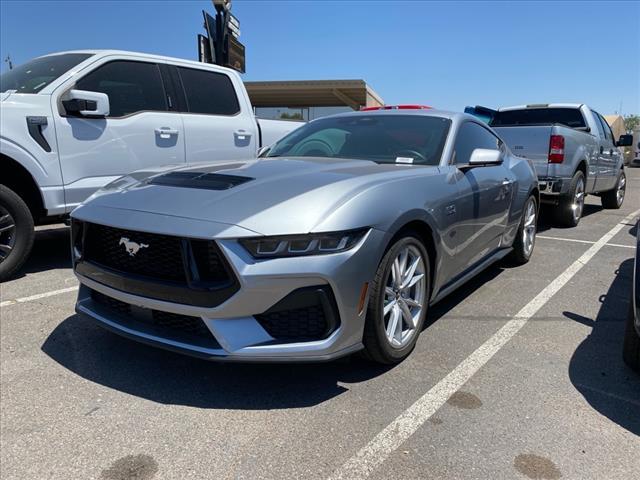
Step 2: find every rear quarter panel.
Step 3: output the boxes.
[548,125,598,191]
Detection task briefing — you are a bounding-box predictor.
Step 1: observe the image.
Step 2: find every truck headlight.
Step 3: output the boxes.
[240,228,369,258]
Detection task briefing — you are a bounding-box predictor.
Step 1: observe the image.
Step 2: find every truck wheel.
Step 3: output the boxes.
[623,298,640,372]
[600,171,625,209]
[507,195,538,265]
[363,233,430,364]
[0,185,35,282]
[554,171,585,227]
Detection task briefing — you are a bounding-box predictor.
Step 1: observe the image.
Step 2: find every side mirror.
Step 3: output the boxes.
[616,134,633,147]
[62,89,110,118]
[467,148,502,167]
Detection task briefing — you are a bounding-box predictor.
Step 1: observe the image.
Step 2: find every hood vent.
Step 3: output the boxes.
[148,171,254,190]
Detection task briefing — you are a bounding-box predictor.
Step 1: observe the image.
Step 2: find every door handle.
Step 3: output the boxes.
[234,129,252,140]
[155,127,179,139]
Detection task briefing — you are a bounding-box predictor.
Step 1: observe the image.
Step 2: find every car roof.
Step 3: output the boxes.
[498,103,584,111]
[319,108,471,123]
[37,49,232,72]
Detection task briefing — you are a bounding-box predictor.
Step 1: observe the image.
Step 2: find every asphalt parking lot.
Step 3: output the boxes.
[1,169,639,480]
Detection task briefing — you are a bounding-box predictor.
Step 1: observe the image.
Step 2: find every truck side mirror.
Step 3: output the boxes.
[616,134,633,147]
[62,89,110,118]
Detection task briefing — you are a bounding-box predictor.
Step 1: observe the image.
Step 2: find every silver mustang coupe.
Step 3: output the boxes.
[71,108,538,364]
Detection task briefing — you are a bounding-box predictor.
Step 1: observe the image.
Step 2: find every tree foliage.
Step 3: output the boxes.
[624,114,640,132]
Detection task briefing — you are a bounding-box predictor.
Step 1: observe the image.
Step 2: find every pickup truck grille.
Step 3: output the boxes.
[74,221,239,307]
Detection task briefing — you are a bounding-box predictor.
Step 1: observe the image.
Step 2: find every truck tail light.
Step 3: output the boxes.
[548,135,565,163]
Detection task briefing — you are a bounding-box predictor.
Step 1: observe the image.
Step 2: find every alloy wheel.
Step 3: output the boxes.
[616,173,626,206]
[382,245,426,348]
[572,177,585,223]
[0,206,17,263]
[522,198,537,257]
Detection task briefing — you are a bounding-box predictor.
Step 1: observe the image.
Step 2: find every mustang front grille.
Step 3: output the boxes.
[74,221,239,307]
[83,223,186,282]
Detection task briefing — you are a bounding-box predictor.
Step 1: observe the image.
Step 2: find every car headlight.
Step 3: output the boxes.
[240,228,369,258]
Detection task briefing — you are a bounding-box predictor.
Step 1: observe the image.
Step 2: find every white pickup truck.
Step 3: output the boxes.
[0,50,301,280]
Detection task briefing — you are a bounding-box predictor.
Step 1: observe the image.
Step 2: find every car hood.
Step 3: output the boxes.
[76,157,440,236]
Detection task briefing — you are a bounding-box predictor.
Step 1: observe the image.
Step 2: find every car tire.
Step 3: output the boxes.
[623,298,640,372]
[363,233,430,364]
[600,171,626,209]
[0,185,35,282]
[554,171,585,228]
[507,195,538,265]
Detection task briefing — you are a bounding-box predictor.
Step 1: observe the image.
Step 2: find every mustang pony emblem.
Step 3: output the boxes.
[119,237,149,257]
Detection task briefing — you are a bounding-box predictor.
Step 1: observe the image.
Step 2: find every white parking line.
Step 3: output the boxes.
[0,285,79,308]
[537,235,635,250]
[329,208,640,480]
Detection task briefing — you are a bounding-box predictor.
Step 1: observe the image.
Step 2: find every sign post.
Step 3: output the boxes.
[199,0,245,73]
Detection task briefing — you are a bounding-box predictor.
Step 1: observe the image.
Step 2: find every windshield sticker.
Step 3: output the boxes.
[395,157,414,164]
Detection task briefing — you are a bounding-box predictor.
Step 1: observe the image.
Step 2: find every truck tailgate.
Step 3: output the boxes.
[493,125,551,178]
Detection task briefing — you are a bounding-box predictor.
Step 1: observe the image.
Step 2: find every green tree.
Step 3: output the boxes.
[624,114,640,132]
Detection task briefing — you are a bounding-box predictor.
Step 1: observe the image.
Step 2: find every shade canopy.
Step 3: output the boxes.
[244,79,384,110]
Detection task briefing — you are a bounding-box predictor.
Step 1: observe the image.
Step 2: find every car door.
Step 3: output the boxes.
[172,65,258,163]
[449,121,514,275]
[593,111,618,191]
[53,59,186,209]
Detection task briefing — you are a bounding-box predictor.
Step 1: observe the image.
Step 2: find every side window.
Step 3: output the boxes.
[591,110,605,138]
[594,112,612,142]
[177,67,240,116]
[75,61,167,117]
[599,114,614,143]
[453,122,500,164]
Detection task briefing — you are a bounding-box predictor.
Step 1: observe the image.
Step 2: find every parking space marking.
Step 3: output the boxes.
[0,285,78,308]
[537,235,635,250]
[329,208,640,480]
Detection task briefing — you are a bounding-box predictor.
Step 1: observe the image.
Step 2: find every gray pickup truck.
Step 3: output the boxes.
[466,104,633,226]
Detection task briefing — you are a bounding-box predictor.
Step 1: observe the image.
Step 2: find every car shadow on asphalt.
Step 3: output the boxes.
[41,313,395,409]
[41,263,507,410]
[564,258,640,436]
[536,203,603,233]
[11,226,71,279]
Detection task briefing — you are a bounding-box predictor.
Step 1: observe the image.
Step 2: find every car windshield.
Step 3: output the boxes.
[1,53,93,94]
[490,108,586,129]
[266,114,451,165]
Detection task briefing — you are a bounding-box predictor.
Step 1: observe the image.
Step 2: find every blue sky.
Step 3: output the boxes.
[1,0,638,114]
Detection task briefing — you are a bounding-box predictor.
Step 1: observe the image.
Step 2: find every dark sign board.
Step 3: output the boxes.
[198,34,213,64]
[227,34,245,73]
[202,11,218,64]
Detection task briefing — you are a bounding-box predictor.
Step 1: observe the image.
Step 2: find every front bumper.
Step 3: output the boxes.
[74,221,386,362]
